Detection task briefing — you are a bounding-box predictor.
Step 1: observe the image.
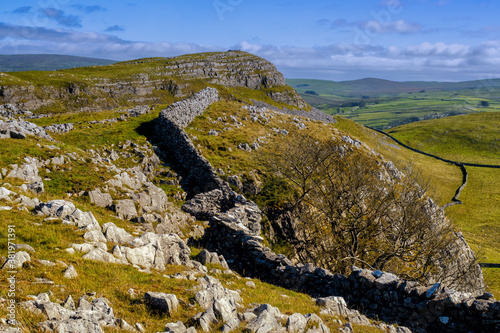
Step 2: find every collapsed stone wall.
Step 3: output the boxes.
[154,87,499,333]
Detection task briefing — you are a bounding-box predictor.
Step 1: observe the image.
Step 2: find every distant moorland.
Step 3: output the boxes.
[0,54,116,72]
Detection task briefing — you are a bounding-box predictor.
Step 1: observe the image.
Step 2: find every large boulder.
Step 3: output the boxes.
[112,199,138,220]
[35,200,76,217]
[102,222,134,245]
[144,292,178,315]
[2,251,30,270]
[88,189,113,208]
[7,161,41,183]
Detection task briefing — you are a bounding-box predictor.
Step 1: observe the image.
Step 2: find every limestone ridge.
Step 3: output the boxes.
[153,87,500,333]
[0,51,307,112]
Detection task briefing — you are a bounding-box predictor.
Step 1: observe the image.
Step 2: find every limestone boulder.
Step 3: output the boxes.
[88,188,113,208]
[2,251,30,270]
[112,199,138,220]
[144,292,178,315]
[102,222,134,245]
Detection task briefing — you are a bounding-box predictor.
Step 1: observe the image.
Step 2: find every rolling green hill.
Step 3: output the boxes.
[287,78,500,97]
[0,54,116,72]
[388,112,500,296]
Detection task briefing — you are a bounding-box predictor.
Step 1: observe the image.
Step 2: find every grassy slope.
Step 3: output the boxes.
[188,104,499,297]
[0,98,385,332]
[387,112,500,165]
[388,112,500,297]
[0,54,116,72]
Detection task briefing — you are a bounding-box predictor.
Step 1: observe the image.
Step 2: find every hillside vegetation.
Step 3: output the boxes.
[0,51,306,114]
[0,52,497,332]
[387,112,500,296]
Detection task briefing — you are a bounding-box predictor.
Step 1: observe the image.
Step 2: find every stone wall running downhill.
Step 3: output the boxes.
[154,87,500,333]
[155,87,228,195]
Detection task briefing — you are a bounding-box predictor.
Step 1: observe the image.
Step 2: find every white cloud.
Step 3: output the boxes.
[364,19,422,34]
[0,23,220,60]
[405,42,471,56]
[2,22,500,81]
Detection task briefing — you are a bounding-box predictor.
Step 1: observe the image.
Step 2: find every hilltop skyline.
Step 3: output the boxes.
[1,0,499,81]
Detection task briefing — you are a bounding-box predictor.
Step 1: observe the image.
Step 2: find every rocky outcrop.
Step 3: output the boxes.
[0,119,54,140]
[196,189,498,333]
[0,51,308,112]
[19,292,125,332]
[43,123,74,134]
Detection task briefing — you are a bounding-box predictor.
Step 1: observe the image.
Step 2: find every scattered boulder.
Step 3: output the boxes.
[163,321,187,333]
[83,230,107,243]
[88,188,113,208]
[63,265,78,279]
[286,313,307,333]
[0,120,53,141]
[102,222,134,245]
[2,251,30,270]
[7,160,41,183]
[144,292,178,315]
[35,200,76,217]
[196,249,229,269]
[44,123,74,133]
[112,199,138,220]
[27,181,44,194]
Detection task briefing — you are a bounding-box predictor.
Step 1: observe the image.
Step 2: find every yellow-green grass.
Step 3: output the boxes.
[388,112,500,165]
[446,167,500,260]
[386,113,500,297]
[0,210,385,332]
[186,100,333,175]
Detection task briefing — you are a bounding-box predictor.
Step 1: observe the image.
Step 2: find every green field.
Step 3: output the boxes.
[388,112,500,165]
[388,112,500,297]
[287,78,500,129]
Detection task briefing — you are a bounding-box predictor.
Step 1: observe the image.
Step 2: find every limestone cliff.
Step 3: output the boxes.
[0,51,307,112]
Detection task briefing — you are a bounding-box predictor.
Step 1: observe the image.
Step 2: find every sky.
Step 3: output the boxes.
[1,0,500,82]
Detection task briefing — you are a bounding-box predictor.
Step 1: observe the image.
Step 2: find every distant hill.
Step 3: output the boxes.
[287,78,500,97]
[0,54,116,72]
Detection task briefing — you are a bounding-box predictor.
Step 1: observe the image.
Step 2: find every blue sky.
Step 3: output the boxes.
[1,0,500,81]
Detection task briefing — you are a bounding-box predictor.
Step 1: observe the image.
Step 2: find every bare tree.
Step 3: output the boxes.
[258,132,479,289]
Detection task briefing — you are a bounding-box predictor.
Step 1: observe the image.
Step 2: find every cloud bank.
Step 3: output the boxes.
[1,22,500,81]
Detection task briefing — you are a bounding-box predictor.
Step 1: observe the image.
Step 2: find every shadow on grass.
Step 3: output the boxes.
[135,118,158,142]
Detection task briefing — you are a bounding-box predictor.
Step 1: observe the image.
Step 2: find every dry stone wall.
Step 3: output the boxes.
[155,88,230,195]
[154,87,499,333]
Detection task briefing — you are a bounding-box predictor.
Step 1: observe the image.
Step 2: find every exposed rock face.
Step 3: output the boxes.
[2,251,30,270]
[20,293,119,333]
[88,188,113,208]
[0,119,54,140]
[7,159,42,183]
[44,123,74,133]
[144,292,178,315]
[0,51,307,112]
